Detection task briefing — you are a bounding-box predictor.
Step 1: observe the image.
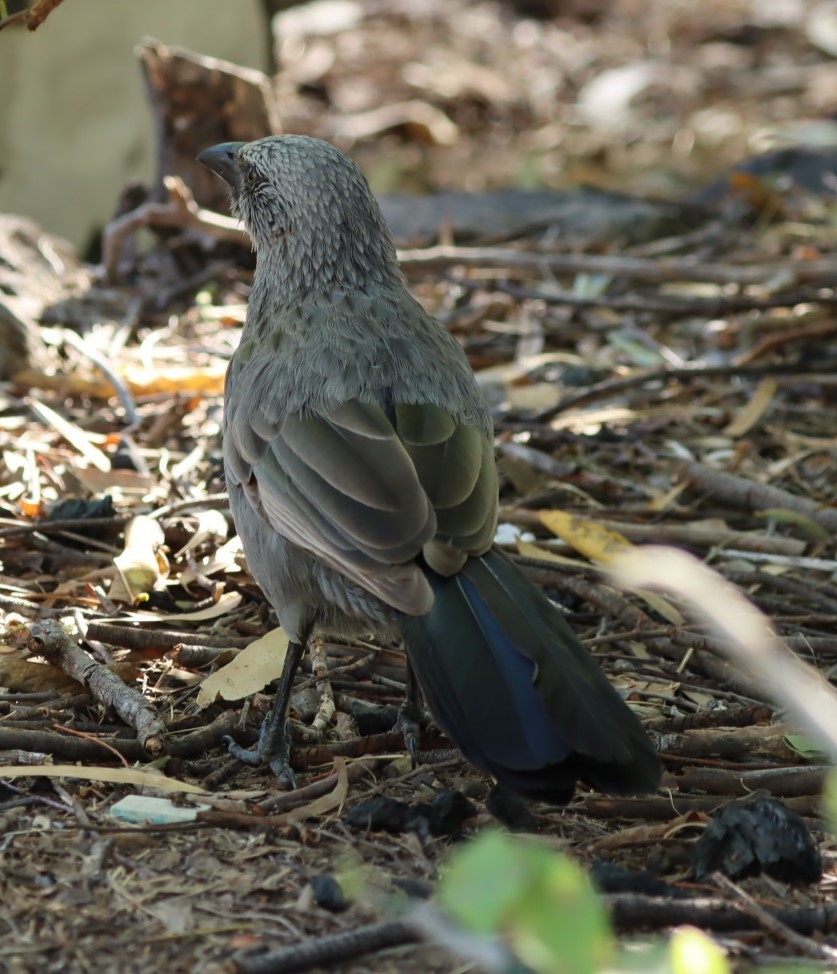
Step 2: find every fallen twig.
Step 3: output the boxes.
[576,794,821,820]
[102,175,248,281]
[673,765,828,797]
[84,621,252,653]
[28,620,166,754]
[606,893,837,935]
[528,362,830,422]
[0,516,128,539]
[713,874,837,962]
[680,461,837,534]
[232,920,418,974]
[502,510,807,557]
[470,276,837,317]
[0,725,146,763]
[398,244,837,287]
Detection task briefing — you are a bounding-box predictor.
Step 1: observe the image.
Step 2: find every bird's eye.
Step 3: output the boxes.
[246,163,259,182]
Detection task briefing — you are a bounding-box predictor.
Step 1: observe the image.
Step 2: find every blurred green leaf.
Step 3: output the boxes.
[438,830,613,974]
[572,273,612,298]
[757,508,832,542]
[607,330,667,367]
[784,734,830,763]
[517,152,544,189]
[824,768,837,834]
[755,968,826,974]
[611,941,671,973]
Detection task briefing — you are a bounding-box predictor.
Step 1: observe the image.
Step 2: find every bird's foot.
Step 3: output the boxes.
[396,700,423,767]
[223,716,297,789]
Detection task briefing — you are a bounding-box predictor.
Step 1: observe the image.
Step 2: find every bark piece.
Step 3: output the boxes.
[137,37,281,213]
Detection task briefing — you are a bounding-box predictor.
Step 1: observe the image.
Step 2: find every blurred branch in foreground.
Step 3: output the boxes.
[612,545,837,759]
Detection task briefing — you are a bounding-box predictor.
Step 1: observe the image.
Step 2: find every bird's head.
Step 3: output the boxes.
[197,135,401,293]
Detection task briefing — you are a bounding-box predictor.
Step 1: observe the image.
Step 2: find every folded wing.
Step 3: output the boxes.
[224,395,498,615]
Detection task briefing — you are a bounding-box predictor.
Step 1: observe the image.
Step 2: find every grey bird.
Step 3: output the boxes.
[197,135,660,801]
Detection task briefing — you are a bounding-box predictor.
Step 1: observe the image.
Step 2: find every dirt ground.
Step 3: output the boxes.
[1,0,837,971]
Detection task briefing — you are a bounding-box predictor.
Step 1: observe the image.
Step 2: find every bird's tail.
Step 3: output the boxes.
[398,548,660,801]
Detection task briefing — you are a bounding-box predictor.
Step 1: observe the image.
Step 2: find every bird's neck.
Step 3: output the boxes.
[242,246,405,345]
[248,232,403,319]
[255,216,401,292]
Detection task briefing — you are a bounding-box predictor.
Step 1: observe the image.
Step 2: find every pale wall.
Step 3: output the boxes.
[0,0,268,249]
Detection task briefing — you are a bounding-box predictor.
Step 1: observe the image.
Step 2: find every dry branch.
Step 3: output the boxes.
[681,462,837,534]
[232,920,419,974]
[398,245,837,286]
[27,621,165,754]
[607,894,837,936]
[102,175,247,280]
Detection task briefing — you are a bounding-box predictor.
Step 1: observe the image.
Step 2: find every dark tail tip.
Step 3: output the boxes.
[400,548,660,802]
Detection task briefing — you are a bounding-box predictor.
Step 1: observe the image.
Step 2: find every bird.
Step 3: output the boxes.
[197,135,660,802]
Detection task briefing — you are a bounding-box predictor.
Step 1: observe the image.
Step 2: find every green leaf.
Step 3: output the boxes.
[438,830,536,933]
[611,940,670,973]
[824,768,837,834]
[753,968,824,974]
[784,734,830,763]
[756,508,832,542]
[438,831,613,974]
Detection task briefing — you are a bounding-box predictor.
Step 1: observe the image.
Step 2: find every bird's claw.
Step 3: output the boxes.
[268,755,297,789]
[396,701,422,767]
[222,733,263,767]
[224,717,297,787]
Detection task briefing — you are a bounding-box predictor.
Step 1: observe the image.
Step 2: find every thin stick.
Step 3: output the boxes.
[713,874,837,962]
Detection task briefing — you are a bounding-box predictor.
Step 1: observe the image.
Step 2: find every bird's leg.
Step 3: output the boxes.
[224,633,308,787]
[396,657,423,766]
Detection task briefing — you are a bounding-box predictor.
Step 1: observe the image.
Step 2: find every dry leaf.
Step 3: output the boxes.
[175,509,229,558]
[26,395,110,472]
[118,590,243,623]
[0,657,82,694]
[111,515,168,604]
[197,626,288,706]
[282,756,349,822]
[0,764,206,794]
[723,377,778,437]
[537,510,633,562]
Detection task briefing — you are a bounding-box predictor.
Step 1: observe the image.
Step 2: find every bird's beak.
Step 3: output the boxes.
[197,142,246,194]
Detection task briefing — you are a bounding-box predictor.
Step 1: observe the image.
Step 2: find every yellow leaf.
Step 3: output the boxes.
[537,510,685,625]
[537,510,632,564]
[197,626,289,706]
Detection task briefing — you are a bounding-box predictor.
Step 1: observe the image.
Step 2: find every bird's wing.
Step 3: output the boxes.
[225,396,498,615]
